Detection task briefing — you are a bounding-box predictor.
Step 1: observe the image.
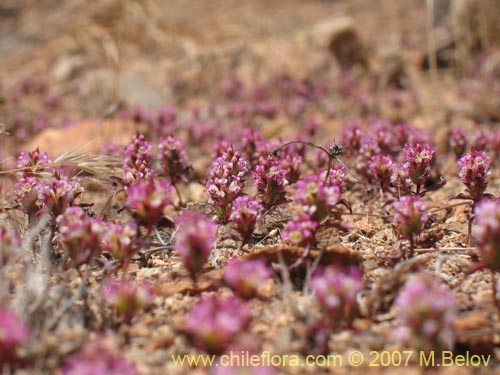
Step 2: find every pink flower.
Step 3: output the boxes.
[184,294,252,354]
[17,148,51,175]
[309,266,363,323]
[394,273,456,352]
[449,127,468,158]
[252,155,289,208]
[393,195,428,240]
[295,172,341,222]
[229,196,263,243]
[206,148,249,223]
[224,259,271,299]
[122,132,155,185]
[174,211,217,276]
[282,214,318,247]
[339,121,363,156]
[56,207,105,267]
[458,149,490,201]
[126,178,173,228]
[474,199,500,270]
[403,142,435,193]
[58,339,138,375]
[158,136,190,183]
[369,154,395,191]
[32,171,83,217]
[101,278,154,319]
[102,222,138,264]
[0,309,30,366]
[0,226,21,267]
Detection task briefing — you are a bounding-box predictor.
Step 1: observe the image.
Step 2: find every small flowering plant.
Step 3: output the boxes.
[393,196,428,257]
[338,121,363,156]
[56,207,105,268]
[101,278,154,319]
[224,259,271,299]
[456,148,493,242]
[369,154,395,192]
[295,172,342,223]
[17,147,51,176]
[102,222,138,268]
[183,294,252,354]
[474,200,500,271]
[229,196,263,244]
[449,127,468,159]
[122,132,155,185]
[471,200,500,310]
[174,211,217,277]
[206,148,249,223]
[13,170,84,221]
[252,155,289,208]
[402,142,437,195]
[0,226,21,267]
[158,135,190,183]
[282,214,318,248]
[394,273,457,353]
[309,265,364,326]
[457,148,491,203]
[57,339,139,375]
[0,309,30,366]
[126,178,173,230]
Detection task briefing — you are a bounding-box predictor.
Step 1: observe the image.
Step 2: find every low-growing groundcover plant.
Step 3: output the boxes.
[469,199,500,309]
[182,294,253,355]
[393,195,429,257]
[456,148,493,242]
[394,273,457,353]
[0,309,30,367]
[57,339,139,375]
[3,34,500,374]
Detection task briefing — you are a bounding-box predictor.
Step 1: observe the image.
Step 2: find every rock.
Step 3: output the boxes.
[118,74,167,110]
[24,119,142,157]
[79,69,167,116]
[50,54,85,82]
[311,17,366,69]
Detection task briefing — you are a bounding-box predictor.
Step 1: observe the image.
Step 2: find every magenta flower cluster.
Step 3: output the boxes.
[229,196,263,243]
[56,207,105,267]
[282,214,318,247]
[402,143,435,194]
[474,200,500,270]
[126,178,173,229]
[309,265,363,324]
[174,211,217,276]
[101,278,154,319]
[369,154,395,191]
[122,132,154,185]
[295,171,342,223]
[184,294,252,354]
[393,196,428,255]
[17,148,51,175]
[0,225,21,267]
[224,259,271,299]
[394,274,456,352]
[158,136,190,183]
[449,127,468,158]
[458,148,491,201]
[252,155,289,208]
[0,309,30,366]
[102,221,138,265]
[58,339,139,375]
[13,171,83,218]
[206,148,250,223]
